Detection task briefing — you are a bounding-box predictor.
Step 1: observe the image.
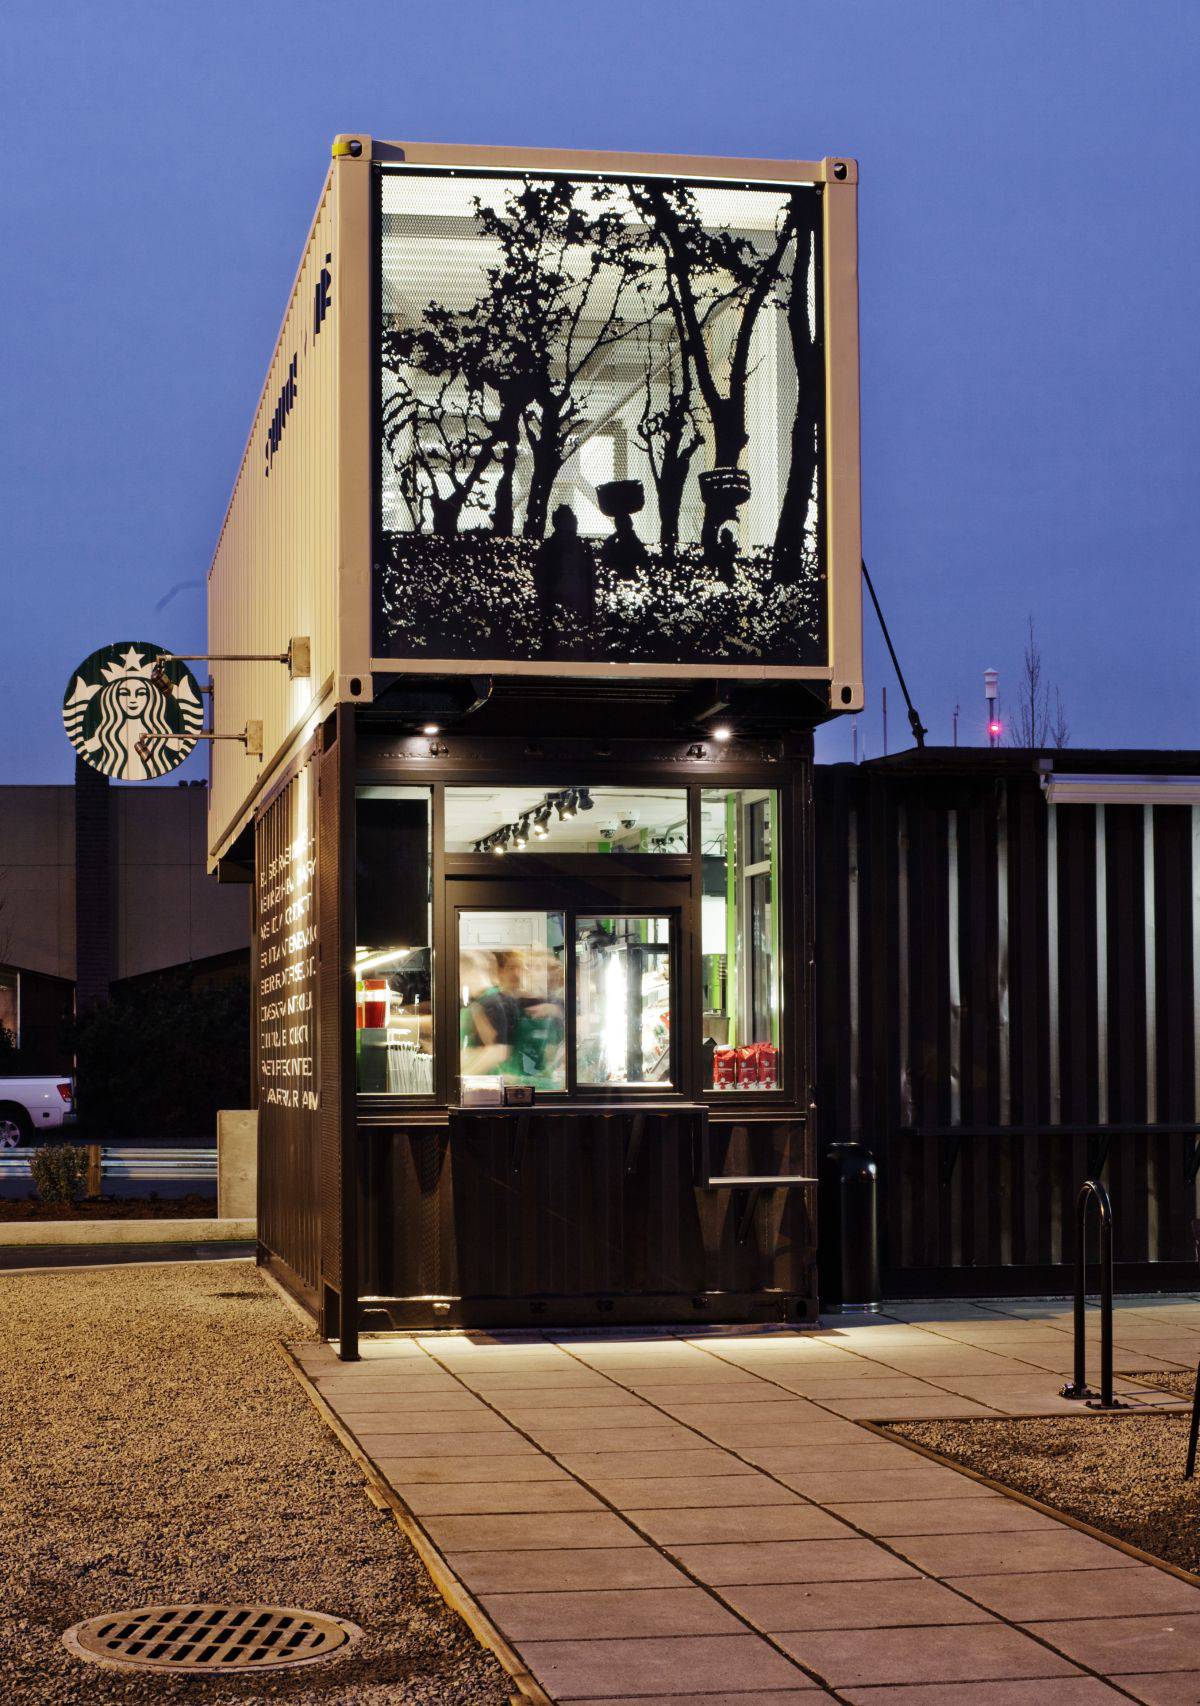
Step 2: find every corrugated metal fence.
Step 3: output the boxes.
[815,753,1200,1293]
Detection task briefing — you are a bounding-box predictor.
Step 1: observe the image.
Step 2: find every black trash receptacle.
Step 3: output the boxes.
[819,1140,881,1312]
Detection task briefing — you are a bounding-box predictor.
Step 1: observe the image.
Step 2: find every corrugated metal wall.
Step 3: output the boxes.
[207,173,342,864]
[254,767,320,1302]
[815,757,1200,1292]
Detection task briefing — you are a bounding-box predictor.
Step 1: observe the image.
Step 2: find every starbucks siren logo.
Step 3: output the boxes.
[63,642,204,780]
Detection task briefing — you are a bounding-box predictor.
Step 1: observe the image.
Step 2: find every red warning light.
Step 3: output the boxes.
[988,720,1002,738]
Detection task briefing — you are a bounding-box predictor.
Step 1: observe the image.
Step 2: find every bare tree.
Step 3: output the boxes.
[1009,616,1070,749]
[1049,686,1070,750]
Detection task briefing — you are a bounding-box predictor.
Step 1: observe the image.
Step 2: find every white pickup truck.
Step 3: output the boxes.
[0,1076,76,1146]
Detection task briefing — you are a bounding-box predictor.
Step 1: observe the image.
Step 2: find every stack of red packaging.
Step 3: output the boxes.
[735,1045,760,1086]
[712,1046,737,1088]
[713,1042,778,1089]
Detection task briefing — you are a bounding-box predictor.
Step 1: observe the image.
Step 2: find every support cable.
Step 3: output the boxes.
[861,558,927,749]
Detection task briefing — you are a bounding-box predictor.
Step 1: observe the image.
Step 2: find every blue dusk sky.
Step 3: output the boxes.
[2,0,1197,781]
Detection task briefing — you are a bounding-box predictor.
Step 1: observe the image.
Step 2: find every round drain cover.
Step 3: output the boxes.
[63,1603,362,1674]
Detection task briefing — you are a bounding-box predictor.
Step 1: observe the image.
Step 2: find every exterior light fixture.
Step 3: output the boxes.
[422,723,440,736]
[712,726,732,742]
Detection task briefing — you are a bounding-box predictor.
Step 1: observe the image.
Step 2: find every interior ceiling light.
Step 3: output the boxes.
[533,805,551,838]
[576,787,594,811]
[512,818,529,848]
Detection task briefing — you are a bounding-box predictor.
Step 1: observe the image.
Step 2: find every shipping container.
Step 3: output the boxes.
[206,137,863,1348]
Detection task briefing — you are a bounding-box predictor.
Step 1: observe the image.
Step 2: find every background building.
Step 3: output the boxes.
[0,767,249,1072]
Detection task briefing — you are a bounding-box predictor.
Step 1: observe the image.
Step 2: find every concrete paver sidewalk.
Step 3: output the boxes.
[293,1297,1200,1702]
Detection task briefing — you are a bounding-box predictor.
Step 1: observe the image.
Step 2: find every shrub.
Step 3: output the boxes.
[29,1143,88,1205]
[73,971,249,1141]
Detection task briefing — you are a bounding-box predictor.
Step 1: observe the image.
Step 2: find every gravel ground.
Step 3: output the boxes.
[0,1261,512,1704]
[892,1381,1200,1577]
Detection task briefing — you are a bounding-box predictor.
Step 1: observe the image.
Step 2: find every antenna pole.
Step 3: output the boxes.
[861,559,927,749]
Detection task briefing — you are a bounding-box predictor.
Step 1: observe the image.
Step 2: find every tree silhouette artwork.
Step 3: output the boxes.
[473,178,653,540]
[383,178,654,540]
[632,272,703,550]
[628,182,802,557]
[376,169,828,669]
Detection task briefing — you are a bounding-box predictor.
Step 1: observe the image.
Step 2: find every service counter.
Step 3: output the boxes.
[356,1102,816,1329]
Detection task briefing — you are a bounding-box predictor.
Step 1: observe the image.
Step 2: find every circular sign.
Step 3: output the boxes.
[63,642,204,780]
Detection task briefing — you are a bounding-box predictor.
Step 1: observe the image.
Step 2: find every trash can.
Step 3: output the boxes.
[819,1140,881,1312]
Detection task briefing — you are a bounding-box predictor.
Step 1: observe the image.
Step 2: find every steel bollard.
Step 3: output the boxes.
[819,1141,881,1312]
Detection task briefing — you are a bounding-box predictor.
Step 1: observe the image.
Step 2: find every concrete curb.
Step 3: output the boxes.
[865,1414,1200,1589]
[0,1217,256,1247]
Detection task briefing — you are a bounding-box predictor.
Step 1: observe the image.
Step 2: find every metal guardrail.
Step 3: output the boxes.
[0,1146,216,1183]
[1060,1177,1124,1411]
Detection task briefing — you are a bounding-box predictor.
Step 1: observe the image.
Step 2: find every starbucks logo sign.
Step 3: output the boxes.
[63,642,204,780]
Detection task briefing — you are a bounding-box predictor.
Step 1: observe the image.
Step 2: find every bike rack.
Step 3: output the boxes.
[1060,1178,1123,1410]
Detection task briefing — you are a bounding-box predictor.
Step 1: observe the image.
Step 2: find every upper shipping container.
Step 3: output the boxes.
[207,137,862,865]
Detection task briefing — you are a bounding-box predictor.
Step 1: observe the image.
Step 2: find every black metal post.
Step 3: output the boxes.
[1060,1178,1121,1410]
[1186,1369,1200,1479]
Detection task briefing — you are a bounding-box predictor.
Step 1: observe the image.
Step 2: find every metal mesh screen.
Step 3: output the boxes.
[377,169,825,668]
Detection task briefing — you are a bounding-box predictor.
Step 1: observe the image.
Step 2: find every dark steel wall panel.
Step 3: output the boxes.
[358,1112,814,1325]
[254,768,320,1294]
[815,763,1200,1292]
[317,709,358,1351]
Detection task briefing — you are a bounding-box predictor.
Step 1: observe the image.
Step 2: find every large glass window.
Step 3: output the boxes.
[458,911,566,1092]
[376,169,826,671]
[445,787,688,855]
[355,787,433,1094]
[701,789,781,1091]
[576,916,673,1087]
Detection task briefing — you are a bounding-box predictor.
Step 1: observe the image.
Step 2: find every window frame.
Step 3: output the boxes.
[352,770,794,1112]
[447,880,689,1102]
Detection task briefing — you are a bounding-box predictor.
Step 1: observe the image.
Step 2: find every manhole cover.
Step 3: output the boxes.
[63,1604,362,1674]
